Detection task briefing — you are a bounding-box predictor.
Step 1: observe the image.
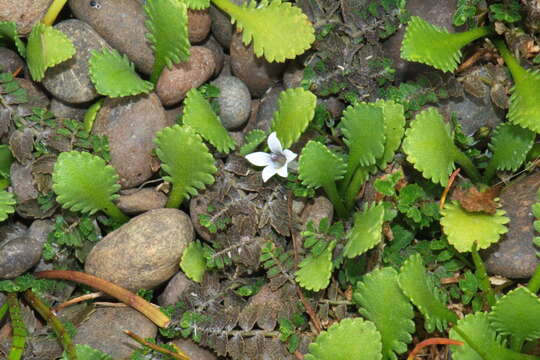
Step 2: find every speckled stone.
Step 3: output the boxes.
[49,98,88,121]
[212,76,251,130]
[188,9,211,44]
[0,0,52,35]
[0,48,24,74]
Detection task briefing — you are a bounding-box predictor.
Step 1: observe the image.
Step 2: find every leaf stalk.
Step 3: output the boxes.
[7,293,26,360]
[470,243,496,308]
[42,0,68,26]
[527,262,540,294]
[452,148,481,183]
[323,181,347,219]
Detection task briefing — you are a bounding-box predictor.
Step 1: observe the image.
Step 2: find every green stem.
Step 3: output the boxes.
[7,293,26,360]
[452,148,481,183]
[344,166,372,211]
[83,98,104,133]
[102,201,129,224]
[482,160,498,184]
[494,39,528,84]
[0,302,7,322]
[166,185,184,209]
[42,0,68,26]
[23,290,78,360]
[452,326,491,360]
[471,244,496,308]
[527,261,540,293]
[453,26,493,49]
[322,181,347,219]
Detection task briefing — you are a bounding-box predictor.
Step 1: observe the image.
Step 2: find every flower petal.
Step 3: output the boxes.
[283,149,297,163]
[276,165,288,178]
[245,152,272,167]
[262,165,278,182]
[267,132,282,154]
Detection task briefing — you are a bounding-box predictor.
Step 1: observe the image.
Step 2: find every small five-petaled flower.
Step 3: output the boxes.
[245,132,297,182]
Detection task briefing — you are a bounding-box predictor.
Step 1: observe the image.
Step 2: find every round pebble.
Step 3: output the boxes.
[212,76,251,130]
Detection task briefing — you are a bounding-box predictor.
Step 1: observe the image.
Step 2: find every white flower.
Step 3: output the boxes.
[245,132,297,182]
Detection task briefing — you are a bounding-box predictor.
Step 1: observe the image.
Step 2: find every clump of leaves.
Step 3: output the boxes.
[0,21,26,57]
[489,0,522,23]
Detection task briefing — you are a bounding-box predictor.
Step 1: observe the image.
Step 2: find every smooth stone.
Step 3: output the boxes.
[9,129,34,165]
[42,19,111,104]
[188,9,211,44]
[208,0,245,48]
[93,93,171,188]
[301,196,334,231]
[202,35,225,77]
[211,76,251,130]
[0,223,43,279]
[0,48,24,74]
[85,208,194,291]
[116,187,167,215]
[16,79,50,109]
[230,32,285,98]
[251,86,283,132]
[69,0,154,74]
[0,0,52,35]
[49,98,88,121]
[28,220,53,245]
[483,172,540,278]
[156,46,215,106]
[10,162,38,203]
[158,271,193,306]
[171,339,217,360]
[73,307,157,359]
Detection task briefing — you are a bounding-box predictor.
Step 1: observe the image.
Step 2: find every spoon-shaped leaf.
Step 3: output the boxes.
[52,151,127,223]
[403,107,480,186]
[305,318,382,360]
[27,23,75,81]
[401,16,491,72]
[440,201,509,253]
[343,202,384,258]
[0,190,15,222]
[211,0,315,63]
[271,87,317,149]
[0,21,25,57]
[484,123,535,181]
[398,254,458,332]
[495,39,540,134]
[154,124,217,208]
[180,241,207,283]
[144,0,190,83]
[183,0,210,9]
[295,240,335,291]
[374,100,406,169]
[89,49,154,98]
[182,88,236,154]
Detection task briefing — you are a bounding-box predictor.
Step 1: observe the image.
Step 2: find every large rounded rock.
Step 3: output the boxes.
[69,0,154,74]
[93,93,171,188]
[156,46,215,106]
[211,76,251,130]
[85,208,194,291]
[230,32,285,98]
[188,9,211,44]
[73,307,156,359]
[209,0,245,48]
[115,187,167,215]
[0,0,52,35]
[0,48,24,74]
[42,19,111,104]
[0,223,43,279]
[202,36,225,77]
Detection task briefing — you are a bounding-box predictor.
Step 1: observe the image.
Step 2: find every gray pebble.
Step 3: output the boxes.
[0,222,43,279]
[0,48,24,74]
[212,76,251,130]
[209,0,245,48]
[115,187,167,214]
[49,98,88,121]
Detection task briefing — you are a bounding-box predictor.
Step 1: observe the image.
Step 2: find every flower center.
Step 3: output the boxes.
[271,153,287,167]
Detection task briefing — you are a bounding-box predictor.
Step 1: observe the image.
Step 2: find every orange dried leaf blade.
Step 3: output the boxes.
[452,185,501,214]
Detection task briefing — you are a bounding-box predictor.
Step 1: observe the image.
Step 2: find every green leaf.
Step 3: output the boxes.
[52,151,122,217]
[182,0,211,10]
[0,190,16,222]
[343,203,384,258]
[154,125,217,207]
[144,0,190,83]
[486,123,535,177]
[89,49,154,97]
[182,88,236,154]
[0,21,26,57]
[354,267,414,360]
[27,23,76,81]
[402,107,457,186]
[489,287,540,343]
[61,344,113,360]
[212,0,315,62]
[271,87,317,148]
[295,240,335,291]
[305,318,382,360]
[298,141,347,189]
[450,313,532,360]
[506,65,540,134]
[440,202,509,253]
[375,100,406,169]
[239,129,267,156]
[341,102,385,170]
[398,254,458,332]
[400,16,491,72]
[180,241,207,283]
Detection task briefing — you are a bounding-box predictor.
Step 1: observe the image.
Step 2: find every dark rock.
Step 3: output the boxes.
[230,32,285,98]
[301,196,334,231]
[243,86,283,133]
[0,223,43,279]
[171,339,217,360]
[220,54,232,77]
[283,61,304,89]
[211,75,251,130]
[0,48,24,74]
[158,271,193,306]
[209,0,245,48]
[69,0,154,74]
[85,208,194,291]
[73,307,157,359]
[42,19,111,104]
[324,97,346,120]
[188,9,211,44]
[93,93,170,188]
[16,79,50,109]
[10,162,38,203]
[116,187,167,214]
[49,98,88,121]
[483,172,540,278]
[202,35,225,77]
[0,0,52,35]
[165,105,183,124]
[9,129,33,165]
[156,46,216,106]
